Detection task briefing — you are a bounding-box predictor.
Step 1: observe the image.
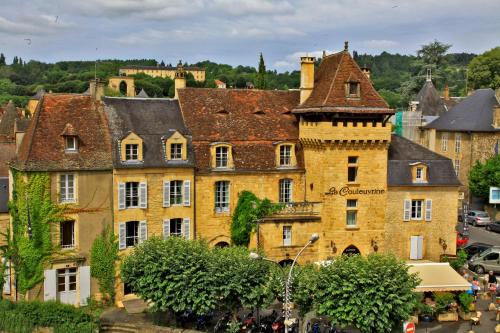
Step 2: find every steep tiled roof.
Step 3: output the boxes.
[414,81,447,116]
[12,94,112,171]
[103,97,195,169]
[294,51,392,114]
[0,141,16,177]
[425,89,500,132]
[177,88,303,172]
[388,134,460,186]
[0,101,19,137]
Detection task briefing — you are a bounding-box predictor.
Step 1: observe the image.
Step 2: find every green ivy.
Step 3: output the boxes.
[90,226,118,303]
[230,191,280,246]
[5,170,65,294]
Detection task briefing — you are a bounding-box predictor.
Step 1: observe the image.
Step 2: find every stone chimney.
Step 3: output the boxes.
[361,65,371,79]
[89,79,105,101]
[300,56,315,104]
[174,60,186,99]
[443,85,450,101]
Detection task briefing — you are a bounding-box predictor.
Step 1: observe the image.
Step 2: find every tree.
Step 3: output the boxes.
[469,155,500,199]
[417,40,452,67]
[468,47,500,89]
[315,254,420,333]
[0,53,5,66]
[255,53,267,89]
[160,60,165,67]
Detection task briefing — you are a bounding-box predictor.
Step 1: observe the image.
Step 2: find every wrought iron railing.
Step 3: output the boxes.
[271,201,321,216]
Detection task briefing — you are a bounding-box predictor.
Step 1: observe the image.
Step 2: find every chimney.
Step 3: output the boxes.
[300,56,315,104]
[89,79,105,101]
[443,85,450,101]
[361,65,371,79]
[174,60,186,99]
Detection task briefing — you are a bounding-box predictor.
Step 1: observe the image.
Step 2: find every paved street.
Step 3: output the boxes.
[459,222,500,247]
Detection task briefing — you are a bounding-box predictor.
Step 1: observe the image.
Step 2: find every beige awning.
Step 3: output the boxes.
[408,262,471,292]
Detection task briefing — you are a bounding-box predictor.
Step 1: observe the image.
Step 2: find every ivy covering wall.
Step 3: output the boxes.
[90,226,118,303]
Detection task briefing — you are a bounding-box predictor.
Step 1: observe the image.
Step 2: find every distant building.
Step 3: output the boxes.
[119,63,205,82]
[214,79,226,89]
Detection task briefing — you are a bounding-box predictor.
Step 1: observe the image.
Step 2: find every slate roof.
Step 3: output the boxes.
[177,88,303,172]
[293,50,393,114]
[103,97,195,169]
[136,89,149,98]
[12,94,112,171]
[388,134,460,186]
[414,81,447,116]
[0,101,19,137]
[425,89,500,132]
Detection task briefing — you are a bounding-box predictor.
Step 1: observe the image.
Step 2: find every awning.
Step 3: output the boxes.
[408,262,471,292]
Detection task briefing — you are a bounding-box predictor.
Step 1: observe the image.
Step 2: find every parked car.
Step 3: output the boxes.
[460,242,493,260]
[456,233,469,247]
[468,246,500,274]
[485,221,500,233]
[465,210,491,226]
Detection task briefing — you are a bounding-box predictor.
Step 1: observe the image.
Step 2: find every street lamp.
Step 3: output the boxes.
[250,233,319,333]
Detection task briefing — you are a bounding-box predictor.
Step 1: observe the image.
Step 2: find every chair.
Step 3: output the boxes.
[470,311,482,325]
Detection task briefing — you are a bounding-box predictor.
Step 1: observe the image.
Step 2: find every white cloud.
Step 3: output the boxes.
[0,15,73,36]
[274,49,337,70]
[363,39,399,49]
[211,0,294,16]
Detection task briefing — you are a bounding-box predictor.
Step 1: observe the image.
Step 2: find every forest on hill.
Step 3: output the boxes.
[0,41,498,110]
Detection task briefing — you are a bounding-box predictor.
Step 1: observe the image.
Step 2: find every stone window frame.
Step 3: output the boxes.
[411,199,424,220]
[282,225,292,246]
[125,182,139,208]
[59,173,77,204]
[165,131,187,161]
[169,180,183,206]
[64,136,78,153]
[274,142,297,169]
[125,143,139,161]
[60,220,75,250]
[346,199,358,228]
[410,162,428,184]
[210,143,234,170]
[120,132,144,163]
[279,178,293,203]
[215,180,230,213]
[347,156,359,183]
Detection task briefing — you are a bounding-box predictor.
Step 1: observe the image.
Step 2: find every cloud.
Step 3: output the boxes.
[0,15,73,36]
[211,0,294,16]
[274,49,337,70]
[363,39,399,49]
[229,26,305,39]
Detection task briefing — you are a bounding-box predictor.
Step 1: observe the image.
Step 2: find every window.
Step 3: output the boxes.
[283,226,292,246]
[125,182,139,208]
[279,145,292,166]
[454,159,460,176]
[123,282,133,295]
[169,218,183,237]
[279,179,292,203]
[416,167,424,181]
[347,82,360,97]
[455,133,461,153]
[348,156,358,183]
[441,133,448,152]
[215,181,230,213]
[60,221,75,249]
[125,144,138,161]
[346,199,358,226]
[411,200,423,220]
[215,146,229,168]
[170,143,182,160]
[65,136,77,152]
[59,174,75,203]
[125,221,139,247]
[57,268,77,292]
[484,252,499,261]
[169,180,183,205]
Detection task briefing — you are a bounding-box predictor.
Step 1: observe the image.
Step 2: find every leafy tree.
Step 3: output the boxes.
[315,254,420,333]
[468,47,500,89]
[469,155,500,199]
[255,53,267,89]
[0,53,5,66]
[417,40,452,67]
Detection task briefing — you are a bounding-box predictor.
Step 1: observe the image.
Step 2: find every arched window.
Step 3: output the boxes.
[342,245,360,255]
[119,81,128,95]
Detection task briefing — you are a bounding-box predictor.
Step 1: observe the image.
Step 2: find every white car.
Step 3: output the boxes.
[466,210,491,226]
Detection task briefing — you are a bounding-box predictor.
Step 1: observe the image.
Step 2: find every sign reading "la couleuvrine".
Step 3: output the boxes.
[325,186,385,196]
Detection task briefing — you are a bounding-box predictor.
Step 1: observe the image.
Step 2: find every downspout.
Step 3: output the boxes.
[193,169,197,239]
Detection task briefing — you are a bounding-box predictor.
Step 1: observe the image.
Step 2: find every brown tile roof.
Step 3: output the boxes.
[12,94,112,171]
[294,51,393,114]
[0,141,16,177]
[0,101,19,138]
[177,88,303,172]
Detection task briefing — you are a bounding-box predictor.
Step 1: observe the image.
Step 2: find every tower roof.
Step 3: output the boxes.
[0,101,19,137]
[136,88,149,98]
[414,80,447,116]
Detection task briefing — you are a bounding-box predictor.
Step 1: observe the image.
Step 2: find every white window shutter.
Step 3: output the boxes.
[409,236,418,260]
[139,182,148,209]
[79,266,91,306]
[418,236,424,259]
[118,183,126,210]
[403,199,411,221]
[2,259,10,294]
[163,180,170,207]
[139,221,147,243]
[183,218,191,240]
[183,180,191,206]
[119,223,126,250]
[425,199,432,221]
[163,219,170,239]
[43,269,57,301]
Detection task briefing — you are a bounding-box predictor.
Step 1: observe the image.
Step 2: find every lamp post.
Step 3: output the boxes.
[250,233,319,333]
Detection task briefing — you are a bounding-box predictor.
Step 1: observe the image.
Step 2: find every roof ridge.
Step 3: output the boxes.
[19,94,44,169]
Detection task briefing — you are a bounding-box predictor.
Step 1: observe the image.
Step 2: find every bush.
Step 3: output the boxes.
[433,292,455,314]
[458,292,474,312]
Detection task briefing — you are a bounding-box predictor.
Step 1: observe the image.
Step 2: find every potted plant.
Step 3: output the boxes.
[434,292,459,322]
[458,292,475,320]
[418,303,434,322]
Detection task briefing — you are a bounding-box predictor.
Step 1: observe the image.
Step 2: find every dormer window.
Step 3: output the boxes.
[349,82,359,95]
[170,143,182,160]
[416,167,424,181]
[216,146,229,168]
[65,136,77,152]
[165,131,187,161]
[280,145,292,166]
[275,142,297,168]
[411,163,428,183]
[210,143,233,170]
[125,144,138,161]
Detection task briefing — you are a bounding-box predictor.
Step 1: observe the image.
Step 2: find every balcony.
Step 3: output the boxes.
[262,201,322,222]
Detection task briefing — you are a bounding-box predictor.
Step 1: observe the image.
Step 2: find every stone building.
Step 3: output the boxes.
[119,64,205,82]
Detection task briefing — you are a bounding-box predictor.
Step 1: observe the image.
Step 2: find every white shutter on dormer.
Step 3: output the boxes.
[425,199,432,221]
[139,221,147,243]
[163,219,170,239]
[119,222,126,250]
[183,218,191,240]
[183,180,191,206]
[163,180,170,207]
[139,182,147,208]
[403,199,411,221]
[118,183,126,210]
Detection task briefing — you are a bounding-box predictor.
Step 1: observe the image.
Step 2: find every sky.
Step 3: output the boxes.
[0,0,499,72]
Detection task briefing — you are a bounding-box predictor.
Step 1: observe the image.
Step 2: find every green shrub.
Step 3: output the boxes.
[0,311,34,333]
[433,292,455,314]
[458,292,474,312]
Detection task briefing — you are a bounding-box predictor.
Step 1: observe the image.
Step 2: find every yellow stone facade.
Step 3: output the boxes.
[119,67,205,82]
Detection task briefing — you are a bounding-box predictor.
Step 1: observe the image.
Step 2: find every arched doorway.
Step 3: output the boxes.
[214,241,229,248]
[342,245,361,255]
[119,81,128,95]
[278,259,294,267]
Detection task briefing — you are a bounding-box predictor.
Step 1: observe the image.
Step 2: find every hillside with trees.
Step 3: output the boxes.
[0,41,496,110]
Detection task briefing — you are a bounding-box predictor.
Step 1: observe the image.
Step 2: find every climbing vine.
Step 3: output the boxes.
[6,170,65,294]
[90,226,118,303]
[230,191,281,246]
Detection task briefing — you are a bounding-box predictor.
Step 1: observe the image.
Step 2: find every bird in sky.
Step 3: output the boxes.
[24,38,31,45]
